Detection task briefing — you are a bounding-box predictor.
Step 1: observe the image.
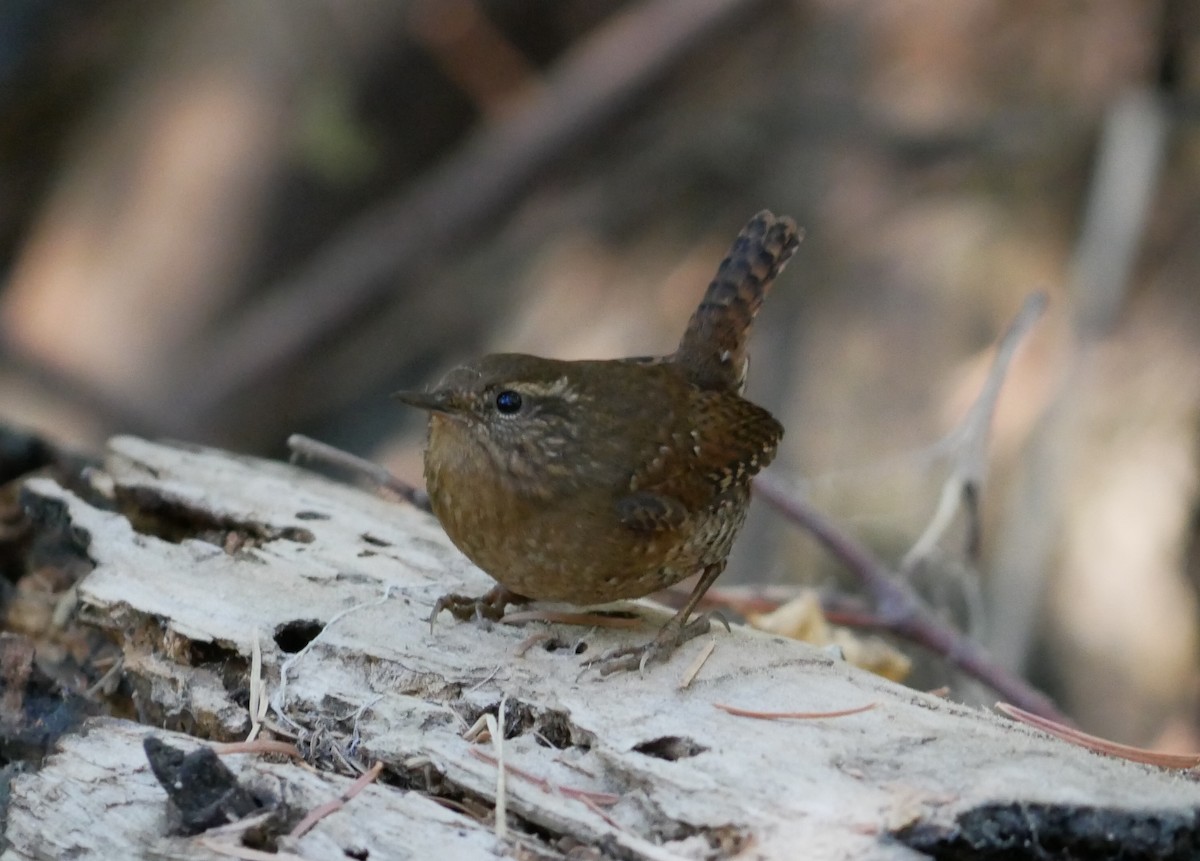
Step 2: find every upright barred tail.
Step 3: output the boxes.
[674,210,801,393]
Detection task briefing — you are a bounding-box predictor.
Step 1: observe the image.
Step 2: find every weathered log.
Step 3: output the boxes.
[4,435,1199,860]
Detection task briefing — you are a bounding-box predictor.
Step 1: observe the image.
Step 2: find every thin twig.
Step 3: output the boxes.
[576,792,628,832]
[514,631,556,657]
[901,291,1046,573]
[995,702,1200,770]
[210,739,304,760]
[468,664,506,691]
[713,702,877,721]
[678,640,716,689]
[288,434,430,510]
[468,748,619,806]
[288,761,385,839]
[754,470,1069,724]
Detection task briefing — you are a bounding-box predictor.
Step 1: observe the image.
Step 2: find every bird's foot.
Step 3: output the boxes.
[429,585,524,629]
[594,611,727,676]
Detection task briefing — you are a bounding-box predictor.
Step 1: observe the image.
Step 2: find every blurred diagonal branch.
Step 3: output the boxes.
[755,468,1067,724]
[900,291,1047,573]
[755,464,1067,723]
[755,294,1066,722]
[173,0,772,430]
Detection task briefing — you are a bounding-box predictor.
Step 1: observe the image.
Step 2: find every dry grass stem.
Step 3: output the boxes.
[487,697,508,840]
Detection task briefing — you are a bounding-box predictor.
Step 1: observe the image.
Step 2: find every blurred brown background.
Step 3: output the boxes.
[2,0,1199,749]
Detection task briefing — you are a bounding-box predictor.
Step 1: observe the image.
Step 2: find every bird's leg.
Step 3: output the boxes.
[596,562,727,676]
[429,584,527,629]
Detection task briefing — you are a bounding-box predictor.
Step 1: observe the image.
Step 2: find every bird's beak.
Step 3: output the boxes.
[392,389,457,414]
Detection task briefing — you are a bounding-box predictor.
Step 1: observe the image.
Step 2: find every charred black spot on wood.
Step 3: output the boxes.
[632,735,708,760]
[361,534,391,547]
[274,619,324,654]
[143,736,274,836]
[892,802,1200,860]
[294,511,330,521]
[115,486,315,551]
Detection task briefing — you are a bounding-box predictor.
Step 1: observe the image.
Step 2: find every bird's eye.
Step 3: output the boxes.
[495,390,523,414]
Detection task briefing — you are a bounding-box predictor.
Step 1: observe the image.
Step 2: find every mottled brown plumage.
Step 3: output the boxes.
[395,211,800,673]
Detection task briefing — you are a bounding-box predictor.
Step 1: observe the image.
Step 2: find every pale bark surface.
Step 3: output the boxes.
[4,436,1199,860]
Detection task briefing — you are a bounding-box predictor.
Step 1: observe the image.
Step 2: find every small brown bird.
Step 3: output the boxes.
[395,211,800,673]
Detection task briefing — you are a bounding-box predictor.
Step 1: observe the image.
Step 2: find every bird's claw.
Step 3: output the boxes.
[428,585,517,630]
[593,613,716,676]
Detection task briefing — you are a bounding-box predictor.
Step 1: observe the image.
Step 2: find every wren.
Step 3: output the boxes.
[394,211,800,674]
